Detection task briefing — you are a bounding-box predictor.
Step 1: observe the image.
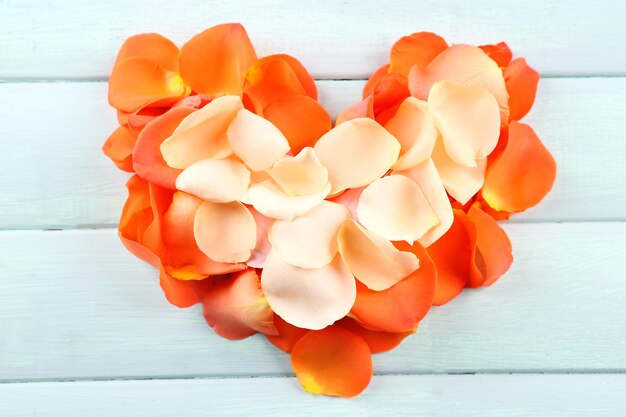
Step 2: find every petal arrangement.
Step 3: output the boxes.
[103,24,557,397]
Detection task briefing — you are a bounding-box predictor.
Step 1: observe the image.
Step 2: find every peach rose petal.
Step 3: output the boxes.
[261,251,356,330]
[247,179,331,221]
[313,118,401,194]
[432,137,487,204]
[482,122,556,213]
[357,175,439,243]
[385,97,437,170]
[203,270,278,340]
[291,326,372,398]
[269,201,349,269]
[428,81,500,167]
[267,148,329,196]
[338,219,419,291]
[193,201,256,263]
[408,44,509,122]
[247,206,273,268]
[397,159,454,246]
[178,23,257,96]
[160,95,243,169]
[226,109,290,171]
[175,158,250,203]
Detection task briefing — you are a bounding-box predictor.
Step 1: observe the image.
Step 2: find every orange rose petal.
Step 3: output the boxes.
[264,95,333,154]
[265,315,309,353]
[482,122,556,213]
[257,54,317,100]
[114,33,179,71]
[427,210,475,306]
[504,58,540,121]
[389,32,448,77]
[108,57,189,113]
[350,241,436,333]
[102,125,136,172]
[159,265,213,308]
[178,23,257,96]
[133,107,194,189]
[467,205,513,287]
[291,326,372,397]
[363,64,390,98]
[335,317,414,354]
[244,56,307,110]
[479,42,512,68]
[203,270,278,340]
[371,73,411,121]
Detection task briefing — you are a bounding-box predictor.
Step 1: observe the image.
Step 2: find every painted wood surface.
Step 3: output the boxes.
[2,374,625,417]
[1,77,625,229]
[1,0,625,414]
[1,0,625,79]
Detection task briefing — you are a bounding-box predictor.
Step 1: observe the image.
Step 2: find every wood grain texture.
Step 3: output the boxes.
[2,374,625,417]
[2,223,625,381]
[1,0,625,79]
[1,77,624,229]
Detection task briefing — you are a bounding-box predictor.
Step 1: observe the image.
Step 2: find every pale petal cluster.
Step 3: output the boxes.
[158,73,501,330]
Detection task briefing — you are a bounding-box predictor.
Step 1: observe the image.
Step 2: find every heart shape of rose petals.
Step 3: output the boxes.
[103,23,556,397]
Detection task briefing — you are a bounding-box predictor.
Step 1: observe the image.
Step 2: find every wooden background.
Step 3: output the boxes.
[1,1,625,415]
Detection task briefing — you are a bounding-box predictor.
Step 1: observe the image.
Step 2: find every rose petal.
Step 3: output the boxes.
[363,64,389,98]
[226,108,290,171]
[133,107,195,189]
[350,240,436,333]
[247,206,273,268]
[336,95,375,125]
[432,137,487,204]
[337,219,419,291]
[114,33,179,72]
[247,179,331,221]
[357,175,439,243]
[385,97,437,170]
[108,57,189,113]
[265,315,309,353]
[244,56,307,109]
[428,81,500,167]
[389,32,448,77]
[479,42,513,68]
[160,95,242,169]
[291,326,372,397]
[269,201,349,269]
[103,125,136,172]
[335,317,414,354]
[313,118,400,194]
[396,159,453,246]
[504,58,540,121]
[408,44,509,122]
[261,251,356,330]
[178,23,257,96]
[159,266,213,308]
[203,270,278,340]
[193,201,256,263]
[176,158,250,203]
[267,147,329,195]
[264,95,332,154]
[482,122,556,213]
[427,210,475,306]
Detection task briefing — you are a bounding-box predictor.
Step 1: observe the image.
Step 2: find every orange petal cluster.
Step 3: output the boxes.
[103,25,556,397]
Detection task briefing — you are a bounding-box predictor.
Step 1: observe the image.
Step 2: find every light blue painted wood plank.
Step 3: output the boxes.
[1,374,625,417]
[1,223,625,381]
[1,0,625,79]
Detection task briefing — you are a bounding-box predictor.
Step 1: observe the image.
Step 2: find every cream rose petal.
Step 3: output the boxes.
[408,44,509,122]
[269,201,350,269]
[160,95,242,169]
[313,118,401,194]
[385,97,437,171]
[261,250,356,330]
[396,158,454,247]
[193,201,256,263]
[175,158,250,203]
[267,147,329,195]
[247,179,331,221]
[338,219,419,291]
[357,175,439,243]
[428,81,500,167]
[226,108,290,171]
[247,206,273,268]
[432,137,487,204]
